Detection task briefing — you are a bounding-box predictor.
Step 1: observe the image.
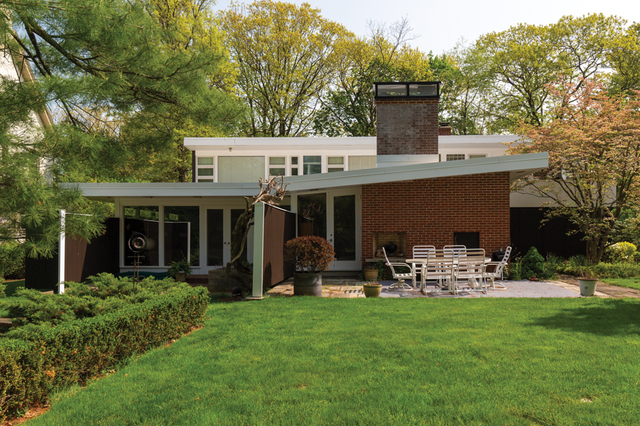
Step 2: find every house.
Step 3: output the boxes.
[66,81,552,293]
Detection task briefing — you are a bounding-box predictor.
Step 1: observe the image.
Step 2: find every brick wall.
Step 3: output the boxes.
[362,172,511,262]
[376,99,439,155]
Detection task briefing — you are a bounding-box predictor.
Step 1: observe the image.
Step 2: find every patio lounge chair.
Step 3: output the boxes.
[383,247,415,291]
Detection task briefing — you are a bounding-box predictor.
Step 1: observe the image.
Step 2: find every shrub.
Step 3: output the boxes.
[284,236,335,272]
[521,247,553,280]
[6,275,190,327]
[605,242,637,263]
[0,242,24,280]
[0,286,208,422]
[0,279,5,298]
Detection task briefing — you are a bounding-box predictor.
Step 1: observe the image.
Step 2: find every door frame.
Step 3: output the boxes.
[292,187,362,271]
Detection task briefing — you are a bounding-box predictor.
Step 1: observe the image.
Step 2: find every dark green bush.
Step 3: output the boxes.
[0,243,25,280]
[521,247,554,280]
[6,275,191,327]
[0,286,208,422]
[556,262,640,279]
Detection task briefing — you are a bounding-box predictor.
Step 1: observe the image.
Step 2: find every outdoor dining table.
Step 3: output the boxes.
[406,256,492,293]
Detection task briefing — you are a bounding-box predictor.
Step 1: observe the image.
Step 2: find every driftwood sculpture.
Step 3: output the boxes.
[226,176,288,291]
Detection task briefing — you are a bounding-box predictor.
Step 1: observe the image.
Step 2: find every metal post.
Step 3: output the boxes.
[247,202,264,300]
[58,209,66,294]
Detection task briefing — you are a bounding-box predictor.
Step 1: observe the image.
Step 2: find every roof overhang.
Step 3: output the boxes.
[65,152,548,201]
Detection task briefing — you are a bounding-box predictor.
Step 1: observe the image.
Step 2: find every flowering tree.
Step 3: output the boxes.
[509,78,640,263]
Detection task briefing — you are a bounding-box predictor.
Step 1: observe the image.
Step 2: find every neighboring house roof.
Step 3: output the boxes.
[67,152,548,200]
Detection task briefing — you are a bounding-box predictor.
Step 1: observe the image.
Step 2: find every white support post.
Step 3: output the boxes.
[58,209,66,294]
[247,202,265,300]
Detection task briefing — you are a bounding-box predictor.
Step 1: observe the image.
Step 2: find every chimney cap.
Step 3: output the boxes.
[373,81,440,99]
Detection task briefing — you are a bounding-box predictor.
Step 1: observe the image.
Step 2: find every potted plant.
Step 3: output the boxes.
[578,267,598,297]
[362,281,382,298]
[168,259,192,282]
[284,236,335,296]
[363,266,378,281]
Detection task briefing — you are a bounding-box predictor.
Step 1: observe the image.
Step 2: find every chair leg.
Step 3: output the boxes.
[388,278,413,291]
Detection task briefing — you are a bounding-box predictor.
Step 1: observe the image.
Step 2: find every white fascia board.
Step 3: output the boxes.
[284,152,548,192]
[184,136,376,154]
[64,182,261,199]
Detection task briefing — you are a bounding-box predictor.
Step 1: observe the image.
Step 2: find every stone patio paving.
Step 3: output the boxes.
[267,278,612,298]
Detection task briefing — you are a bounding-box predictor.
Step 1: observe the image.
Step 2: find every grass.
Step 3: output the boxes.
[21,297,640,425]
[600,277,640,291]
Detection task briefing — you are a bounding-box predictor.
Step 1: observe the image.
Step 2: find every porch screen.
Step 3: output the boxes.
[218,156,265,182]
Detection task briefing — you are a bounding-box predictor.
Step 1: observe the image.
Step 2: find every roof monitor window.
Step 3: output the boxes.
[409,83,437,97]
[377,84,407,97]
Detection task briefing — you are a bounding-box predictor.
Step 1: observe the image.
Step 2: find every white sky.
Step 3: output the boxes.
[213,0,640,54]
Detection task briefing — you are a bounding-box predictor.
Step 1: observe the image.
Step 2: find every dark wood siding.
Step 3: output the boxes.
[25,218,120,290]
[510,208,586,259]
[262,205,296,289]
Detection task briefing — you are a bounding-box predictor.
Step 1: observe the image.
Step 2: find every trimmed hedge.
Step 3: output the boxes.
[0,286,208,421]
[556,262,640,279]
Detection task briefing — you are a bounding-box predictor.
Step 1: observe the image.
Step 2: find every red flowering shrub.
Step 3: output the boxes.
[284,236,335,272]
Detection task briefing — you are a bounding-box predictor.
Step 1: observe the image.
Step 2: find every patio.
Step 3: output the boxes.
[266,278,610,298]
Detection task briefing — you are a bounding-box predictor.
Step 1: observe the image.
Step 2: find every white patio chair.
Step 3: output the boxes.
[484,246,511,290]
[383,247,415,291]
[443,245,466,259]
[456,248,487,294]
[412,245,436,279]
[425,249,458,294]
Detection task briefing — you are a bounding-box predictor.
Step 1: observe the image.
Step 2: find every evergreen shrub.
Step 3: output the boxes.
[0,285,208,422]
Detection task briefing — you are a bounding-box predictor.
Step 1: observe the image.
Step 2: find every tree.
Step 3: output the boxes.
[219,0,351,137]
[0,0,241,256]
[477,14,627,133]
[509,78,640,263]
[435,42,493,135]
[313,18,433,137]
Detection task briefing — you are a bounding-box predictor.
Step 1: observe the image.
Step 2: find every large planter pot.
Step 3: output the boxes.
[363,268,378,282]
[293,272,323,296]
[175,272,187,282]
[578,278,598,297]
[362,283,382,298]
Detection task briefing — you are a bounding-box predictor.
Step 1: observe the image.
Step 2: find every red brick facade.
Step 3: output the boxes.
[361,172,511,263]
[376,99,439,155]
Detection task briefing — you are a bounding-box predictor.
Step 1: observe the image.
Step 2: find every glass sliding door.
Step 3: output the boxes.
[295,189,361,271]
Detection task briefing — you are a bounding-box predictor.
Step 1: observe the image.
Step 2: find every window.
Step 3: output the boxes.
[291,157,299,176]
[303,155,322,175]
[269,157,286,176]
[124,206,159,266]
[446,154,466,161]
[197,157,214,182]
[348,156,376,170]
[218,156,265,182]
[327,156,344,172]
[469,154,487,159]
[164,206,199,267]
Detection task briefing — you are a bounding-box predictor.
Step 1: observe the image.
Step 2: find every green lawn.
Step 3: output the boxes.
[25,297,640,425]
[600,277,640,291]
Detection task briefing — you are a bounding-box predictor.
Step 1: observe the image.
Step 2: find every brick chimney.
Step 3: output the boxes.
[374,82,440,167]
[439,122,452,136]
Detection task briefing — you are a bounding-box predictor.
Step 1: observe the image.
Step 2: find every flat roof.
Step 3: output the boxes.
[67,152,548,200]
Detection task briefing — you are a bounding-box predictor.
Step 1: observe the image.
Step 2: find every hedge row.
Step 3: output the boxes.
[555,262,640,279]
[0,286,208,421]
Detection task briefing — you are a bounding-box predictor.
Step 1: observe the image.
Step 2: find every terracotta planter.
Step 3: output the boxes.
[363,268,378,281]
[362,283,382,298]
[578,278,598,297]
[293,272,323,296]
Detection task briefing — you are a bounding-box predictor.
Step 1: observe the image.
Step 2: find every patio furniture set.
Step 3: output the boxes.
[383,245,512,295]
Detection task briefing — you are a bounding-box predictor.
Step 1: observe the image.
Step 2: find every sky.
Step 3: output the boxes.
[212,0,640,54]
